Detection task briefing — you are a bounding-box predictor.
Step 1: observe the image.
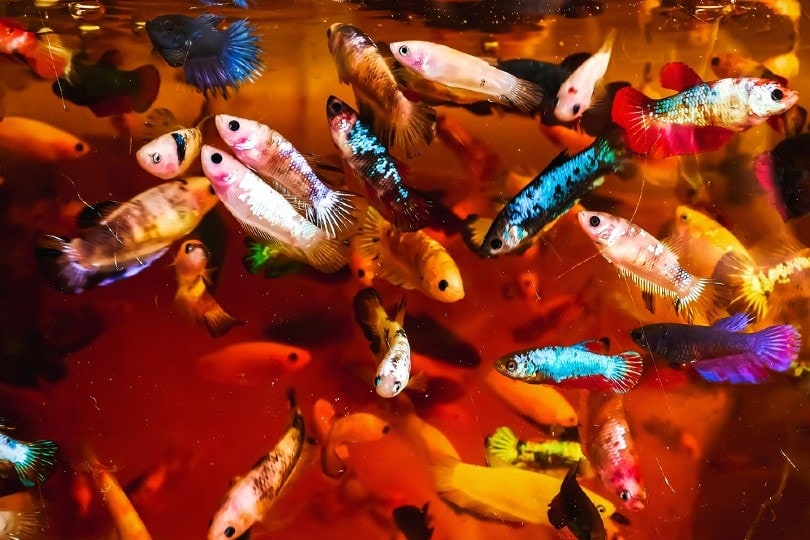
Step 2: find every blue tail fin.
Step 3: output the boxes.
[14,439,59,487]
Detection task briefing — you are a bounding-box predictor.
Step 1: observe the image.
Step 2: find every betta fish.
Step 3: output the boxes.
[554,29,616,122]
[145,14,263,98]
[0,17,73,79]
[0,116,90,162]
[548,466,608,540]
[0,422,58,487]
[754,134,810,222]
[136,109,203,180]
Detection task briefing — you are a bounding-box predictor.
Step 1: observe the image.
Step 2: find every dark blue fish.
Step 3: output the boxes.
[548,467,608,540]
[754,133,810,221]
[145,14,262,98]
[393,502,433,540]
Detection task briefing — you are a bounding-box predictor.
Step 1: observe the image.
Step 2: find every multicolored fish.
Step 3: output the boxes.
[630,313,800,384]
[392,502,434,540]
[354,207,464,303]
[494,338,643,393]
[485,426,587,471]
[754,134,810,221]
[612,61,798,157]
[389,40,544,112]
[136,109,203,180]
[327,23,436,158]
[213,114,367,239]
[35,177,219,294]
[0,116,90,162]
[0,18,72,79]
[173,240,243,338]
[555,29,616,122]
[207,389,305,540]
[0,424,58,487]
[548,466,608,540]
[327,96,433,232]
[577,210,711,322]
[145,14,263,98]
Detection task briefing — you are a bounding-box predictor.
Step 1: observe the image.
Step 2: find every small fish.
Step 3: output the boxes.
[630,313,800,384]
[197,341,312,386]
[327,96,433,232]
[0,425,58,487]
[555,29,616,122]
[136,109,203,180]
[321,411,389,478]
[0,504,42,539]
[484,368,578,427]
[0,18,72,79]
[354,207,464,303]
[393,502,434,540]
[577,210,711,322]
[353,287,424,398]
[145,14,263,98]
[494,337,643,393]
[612,61,798,157]
[548,466,608,540]
[754,134,810,222]
[389,40,544,112]
[173,240,243,338]
[670,205,751,279]
[214,114,368,239]
[327,23,436,158]
[485,426,587,470]
[0,116,90,162]
[52,50,160,117]
[207,389,305,540]
[200,145,347,273]
[35,177,219,294]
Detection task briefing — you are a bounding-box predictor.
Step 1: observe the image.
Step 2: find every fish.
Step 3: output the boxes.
[207,389,305,540]
[389,40,544,112]
[321,411,389,478]
[494,337,643,393]
[393,502,434,540]
[630,313,800,384]
[326,23,436,158]
[173,240,243,338]
[196,341,312,385]
[0,424,58,487]
[145,14,263,98]
[754,134,810,221]
[326,95,433,232]
[555,29,616,122]
[0,504,41,539]
[548,466,608,540]
[581,393,646,511]
[35,177,219,294]
[213,114,367,239]
[0,18,72,79]
[136,109,203,180]
[52,50,160,117]
[476,124,629,257]
[485,426,587,471]
[577,210,711,322]
[0,116,90,162]
[354,207,464,303]
[612,61,799,157]
[670,205,751,279]
[484,368,578,428]
[200,145,348,273]
[353,287,419,398]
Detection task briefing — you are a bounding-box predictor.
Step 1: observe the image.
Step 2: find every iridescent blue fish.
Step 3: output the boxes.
[0,422,58,487]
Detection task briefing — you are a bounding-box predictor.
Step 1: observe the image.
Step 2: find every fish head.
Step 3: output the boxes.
[480,221,528,257]
[629,324,671,357]
[555,84,587,122]
[389,41,430,75]
[326,95,358,149]
[424,268,465,303]
[615,479,647,512]
[175,240,210,274]
[577,211,620,247]
[201,145,243,195]
[182,176,220,215]
[326,23,372,57]
[747,81,799,120]
[56,136,91,160]
[145,15,192,66]
[136,135,181,179]
[374,372,405,398]
[214,114,261,152]
[493,354,530,380]
[206,483,255,540]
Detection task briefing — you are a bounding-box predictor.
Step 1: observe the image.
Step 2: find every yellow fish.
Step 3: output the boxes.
[0,116,90,162]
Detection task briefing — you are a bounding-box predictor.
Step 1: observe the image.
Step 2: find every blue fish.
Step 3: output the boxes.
[630,313,801,384]
[0,425,58,487]
[145,14,263,98]
[493,338,643,393]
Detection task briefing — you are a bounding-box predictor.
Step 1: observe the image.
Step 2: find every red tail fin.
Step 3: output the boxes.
[611,86,655,155]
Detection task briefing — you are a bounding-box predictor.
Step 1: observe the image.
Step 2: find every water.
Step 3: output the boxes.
[1,0,809,538]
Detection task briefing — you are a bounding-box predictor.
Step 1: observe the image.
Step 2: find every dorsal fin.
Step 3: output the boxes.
[660,62,704,92]
[572,337,610,354]
[77,201,121,228]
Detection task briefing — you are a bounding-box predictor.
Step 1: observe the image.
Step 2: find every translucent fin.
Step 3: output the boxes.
[352,287,387,356]
[393,99,437,159]
[14,439,59,487]
[200,297,245,338]
[711,312,750,332]
[752,324,801,372]
[659,61,703,92]
[311,189,368,239]
[388,191,434,233]
[711,251,767,320]
[301,236,349,274]
[502,76,544,112]
[406,371,427,392]
[142,108,184,141]
[694,353,771,384]
[0,505,42,539]
[26,33,73,80]
[607,351,644,393]
[486,427,520,464]
[34,234,91,295]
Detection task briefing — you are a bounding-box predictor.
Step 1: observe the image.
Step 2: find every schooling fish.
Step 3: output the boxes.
[754,134,810,222]
[0,424,58,487]
[630,313,800,384]
[35,177,219,294]
[485,426,587,471]
[214,114,367,239]
[200,145,347,273]
[494,338,643,393]
[327,96,433,232]
[612,61,798,157]
[393,502,434,540]
[389,40,544,112]
[0,18,72,79]
[136,109,203,181]
[173,240,243,338]
[145,14,263,98]
[0,116,90,162]
[354,207,464,303]
[327,23,436,158]
[207,389,305,540]
[548,466,608,540]
[555,29,616,122]
[577,210,711,322]
[0,504,41,539]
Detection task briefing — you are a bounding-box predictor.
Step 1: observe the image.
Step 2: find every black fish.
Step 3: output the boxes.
[755,133,810,221]
[548,467,607,540]
[393,502,434,540]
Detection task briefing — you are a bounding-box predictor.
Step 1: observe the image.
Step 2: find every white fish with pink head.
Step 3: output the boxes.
[555,29,616,122]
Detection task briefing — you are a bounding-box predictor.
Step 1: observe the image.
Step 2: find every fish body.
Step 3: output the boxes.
[630,313,800,384]
[137,127,203,180]
[671,205,751,278]
[754,134,810,221]
[393,502,434,540]
[485,426,586,470]
[354,207,464,303]
[35,178,219,294]
[197,341,311,385]
[0,505,41,539]
[548,467,608,540]
[0,116,90,162]
[389,40,543,112]
[145,14,263,98]
[0,429,58,487]
[327,23,436,157]
[327,96,433,232]
[0,18,72,79]
[577,210,710,322]
[480,126,628,256]
[484,368,578,427]
[555,30,616,122]
[494,338,643,393]
[207,390,305,540]
[200,145,347,273]
[612,62,798,157]
[214,114,367,239]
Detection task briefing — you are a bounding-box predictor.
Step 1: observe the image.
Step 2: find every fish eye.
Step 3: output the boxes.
[711,57,720,66]
[288,352,298,362]
[374,376,381,386]
[224,526,236,538]
[184,242,195,254]
[393,381,402,393]
[211,153,223,164]
[680,213,688,221]
[438,279,448,291]
[619,490,631,501]
[572,104,580,115]
[489,238,503,250]
[151,153,161,164]
[596,504,607,514]
[75,142,85,152]
[357,269,365,278]
[330,100,342,114]
[228,120,240,132]
[398,45,409,56]
[506,360,518,372]
[771,88,784,101]
[589,215,601,227]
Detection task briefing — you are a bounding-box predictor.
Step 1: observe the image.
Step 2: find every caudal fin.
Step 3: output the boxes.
[26,33,73,79]
[502,75,544,112]
[201,300,245,338]
[753,152,789,222]
[129,64,161,113]
[394,99,437,158]
[752,324,801,372]
[485,426,520,464]
[310,189,368,239]
[34,234,91,294]
[387,190,434,232]
[14,439,58,487]
[712,251,767,320]
[694,353,772,384]
[611,86,654,155]
[607,351,644,393]
[0,505,41,539]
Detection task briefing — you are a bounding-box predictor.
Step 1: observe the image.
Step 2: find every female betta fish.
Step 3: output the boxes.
[207,389,305,540]
[612,61,798,157]
[136,109,203,180]
[327,96,433,232]
[554,29,616,122]
[548,467,608,540]
[35,178,219,294]
[145,14,263,98]
[630,313,800,384]
[0,423,58,487]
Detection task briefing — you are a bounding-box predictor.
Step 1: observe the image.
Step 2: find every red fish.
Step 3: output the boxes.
[0,18,72,79]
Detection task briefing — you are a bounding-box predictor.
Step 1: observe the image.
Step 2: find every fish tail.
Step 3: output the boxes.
[1,505,41,539]
[201,303,245,338]
[34,234,91,294]
[387,191,434,232]
[302,236,350,273]
[694,354,772,384]
[712,251,767,320]
[502,75,544,112]
[14,439,58,487]
[130,65,161,113]
[311,189,368,239]
[26,33,73,79]
[608,351,644,393]
[393,98,437,158]
[753,152,789,221]
[485,427,520,464]
[611,86,656,155]
[751,324,801,372]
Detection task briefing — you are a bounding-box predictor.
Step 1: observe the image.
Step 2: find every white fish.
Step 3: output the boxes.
[555,29,617,122]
